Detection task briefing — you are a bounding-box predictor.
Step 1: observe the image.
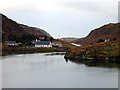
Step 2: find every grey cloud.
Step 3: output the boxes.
[61,1,117,18]
[2,1,118,38]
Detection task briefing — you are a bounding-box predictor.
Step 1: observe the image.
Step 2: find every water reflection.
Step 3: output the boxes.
[65,58,120,68]
[45,52,65,56]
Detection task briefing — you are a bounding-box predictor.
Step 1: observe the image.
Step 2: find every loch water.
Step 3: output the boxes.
[2,53,118,88]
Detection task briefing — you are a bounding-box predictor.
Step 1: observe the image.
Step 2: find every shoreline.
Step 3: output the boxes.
[2,47,69,56]
[64,57,120,68]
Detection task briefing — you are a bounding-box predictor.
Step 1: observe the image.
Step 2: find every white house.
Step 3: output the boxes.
[105,39,110,42]
[52,42,62,47]
[35,41,52,47]
[5,41,17,46]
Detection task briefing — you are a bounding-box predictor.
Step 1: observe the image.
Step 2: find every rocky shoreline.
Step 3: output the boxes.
[64,41,120,65]
[64,57,120,68]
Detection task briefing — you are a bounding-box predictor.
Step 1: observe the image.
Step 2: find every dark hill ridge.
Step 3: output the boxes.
[2,14,51,40]
[2,14,25,37]
[19,24,51,37]
[73,23,120,45]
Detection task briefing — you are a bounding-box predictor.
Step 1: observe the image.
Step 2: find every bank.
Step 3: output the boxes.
[64,41,120,64]
[2,47,69,56]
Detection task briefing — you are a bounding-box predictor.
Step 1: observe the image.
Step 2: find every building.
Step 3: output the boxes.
[39,37,45,40]
[105,39,110,42]
[16,42,23,46]
[31,40,36,44]
[5,41,16,46]
[31,39,40,44]
[52,42,62,47]
[35,41,52,47]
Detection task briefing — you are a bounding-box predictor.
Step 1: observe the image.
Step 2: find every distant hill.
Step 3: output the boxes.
[73,23,120,45]
[2,14,51,42]
[60,37,77,43]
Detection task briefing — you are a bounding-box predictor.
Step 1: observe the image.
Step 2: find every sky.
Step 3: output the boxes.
[0,0,119,38]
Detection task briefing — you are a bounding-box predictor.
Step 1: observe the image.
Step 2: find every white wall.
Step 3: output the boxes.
[35,44,52,47]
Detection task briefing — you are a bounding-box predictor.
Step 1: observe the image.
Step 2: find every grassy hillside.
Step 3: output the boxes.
[73,23,120,45]
[65,41,120,60]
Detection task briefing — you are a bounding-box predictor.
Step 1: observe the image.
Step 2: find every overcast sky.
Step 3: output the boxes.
[0,0,119,38]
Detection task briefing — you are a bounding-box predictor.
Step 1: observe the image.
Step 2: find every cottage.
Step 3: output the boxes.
[31,40,36,44]
[35,41,52,47]
[31,39,40,44]
[5,41,16,46]
[39,37,45,40]
[52,42,62,47]
[105,39,110,42]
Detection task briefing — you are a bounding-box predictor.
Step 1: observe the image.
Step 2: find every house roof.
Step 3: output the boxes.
[35,41,51,45]
[6,41,16,44]
[39,37,45,39]
[53,42,62,45]
[31,40,36,43]
[31,40,40,43]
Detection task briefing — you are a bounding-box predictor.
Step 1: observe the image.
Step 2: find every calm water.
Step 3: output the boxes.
[71,43,81,46]
[2,53,118,88]
[0,57,2,89]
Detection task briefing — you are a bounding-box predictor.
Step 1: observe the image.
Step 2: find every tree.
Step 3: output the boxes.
[22,34,26,40]
[50,37,54,42]
[97,39,104,43]
[8,34,15,41]
[113,37,117,41]
[2,34,6,43]
[13,35,16,41]
[44,36,48,41]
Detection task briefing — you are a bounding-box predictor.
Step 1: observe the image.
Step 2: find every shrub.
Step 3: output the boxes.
[97,39,105,43]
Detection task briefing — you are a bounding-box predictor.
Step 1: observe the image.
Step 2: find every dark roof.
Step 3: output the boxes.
[31,40,41,43]
[31,40,36,43]
[35,41,51,45]
[6,41,16,44]
[53,42,62,45]
[31,40,36,42]
[39,37,45,39]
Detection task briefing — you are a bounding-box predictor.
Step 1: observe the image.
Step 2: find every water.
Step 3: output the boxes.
[0,57,2,89]
[2,53,118,88]
[71,43,81,46]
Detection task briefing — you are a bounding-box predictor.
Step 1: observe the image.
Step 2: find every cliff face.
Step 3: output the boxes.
[73,23,120,45]
[2,14,51,40]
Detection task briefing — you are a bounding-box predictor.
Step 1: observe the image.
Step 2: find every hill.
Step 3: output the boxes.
[73,23,120,45]
[19,24,51,37]
[65,23,120,63]
[2,14,51,43]
[2,14,25,39]
[60,37,77,43]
